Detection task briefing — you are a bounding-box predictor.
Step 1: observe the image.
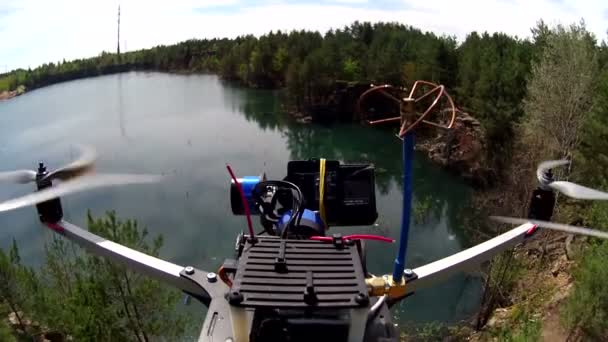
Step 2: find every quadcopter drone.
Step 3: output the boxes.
[1,82,607,342]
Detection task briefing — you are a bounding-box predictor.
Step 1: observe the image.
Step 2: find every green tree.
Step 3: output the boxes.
[456,32,532,169]
[563,201,608,339]
[523,22,598,161]
[575,67,608,185]
[341,57,361,81]
[0,212,191,341]
[272,46,289,83]
[0,240,28,333]
[0,319,15,342]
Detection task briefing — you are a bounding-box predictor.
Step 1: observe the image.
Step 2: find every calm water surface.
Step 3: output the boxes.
[0,72,482,332]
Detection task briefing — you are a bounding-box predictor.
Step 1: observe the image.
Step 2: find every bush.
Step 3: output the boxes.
[0,212,191,341]
[563,239,608,338]
[491,312,542,342]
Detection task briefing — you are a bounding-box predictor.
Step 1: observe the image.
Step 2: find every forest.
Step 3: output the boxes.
[1,21,606,170]
[2,20,608,340]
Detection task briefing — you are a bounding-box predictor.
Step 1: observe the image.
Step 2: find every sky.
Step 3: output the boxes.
[0,0,606,71]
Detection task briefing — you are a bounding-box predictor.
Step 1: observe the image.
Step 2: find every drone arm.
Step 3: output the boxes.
[404,222,535,295]
[46,220,217,300]
[47,220,234,342]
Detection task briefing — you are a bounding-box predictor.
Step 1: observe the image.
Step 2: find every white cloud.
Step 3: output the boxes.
[332,0,369,3]
[0,0,606,71]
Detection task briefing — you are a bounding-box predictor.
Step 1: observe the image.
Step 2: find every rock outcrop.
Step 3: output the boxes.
[0,85,26,101]
[417,110,491,187]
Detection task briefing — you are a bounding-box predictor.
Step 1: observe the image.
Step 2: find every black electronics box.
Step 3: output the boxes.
[286,160,377,226]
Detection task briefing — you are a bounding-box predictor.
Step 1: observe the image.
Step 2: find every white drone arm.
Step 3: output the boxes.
[405,222,535,294]
[43,219,537,342]
[45,220,219,298]
[44,220,234,342]
[46,219,537,301]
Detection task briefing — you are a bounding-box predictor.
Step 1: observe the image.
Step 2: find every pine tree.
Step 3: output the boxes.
[0,240,27,333]
[575,66,608,185]
[0,212,193,341]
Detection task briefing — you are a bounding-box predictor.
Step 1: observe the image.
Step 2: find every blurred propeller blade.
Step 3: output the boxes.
[536,159,608,200]
[0,173,161,213]
[45,145,97,182]
[490,216,608,240]
[536,159,569,184]
[537,160,570,173]
[549,181,608,200]
[0,170,37,184]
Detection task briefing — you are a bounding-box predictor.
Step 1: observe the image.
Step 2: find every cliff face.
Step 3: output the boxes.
[416,110,491,187]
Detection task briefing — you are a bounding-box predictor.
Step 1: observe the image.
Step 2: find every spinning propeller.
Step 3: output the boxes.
[536,160,608,200]
[490,216,608,240]
[491,159,608,239]
[0,145,161,212]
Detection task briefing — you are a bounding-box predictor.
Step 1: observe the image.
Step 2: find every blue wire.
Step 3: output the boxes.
[393,132,415,282]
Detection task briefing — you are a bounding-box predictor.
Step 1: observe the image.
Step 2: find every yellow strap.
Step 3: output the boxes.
[319,158,327,228]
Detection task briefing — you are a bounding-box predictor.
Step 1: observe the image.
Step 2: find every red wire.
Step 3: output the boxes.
[525,224,538,236]
[345,234,395,243]
[218,266,233,287]
[309,236,332,242]
[310,234,394,243]
[226,164,255,238]
[46,222,65,232]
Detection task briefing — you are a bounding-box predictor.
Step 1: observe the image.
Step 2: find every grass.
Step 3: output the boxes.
[399,322,474,341]
[491,313,542,342]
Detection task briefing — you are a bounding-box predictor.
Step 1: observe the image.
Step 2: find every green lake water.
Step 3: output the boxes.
[0,72,482,332]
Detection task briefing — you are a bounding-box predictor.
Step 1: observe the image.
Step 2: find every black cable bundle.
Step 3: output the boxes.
[252,180,304,239]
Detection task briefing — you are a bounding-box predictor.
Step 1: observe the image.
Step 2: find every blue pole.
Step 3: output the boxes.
[393,131,415,282]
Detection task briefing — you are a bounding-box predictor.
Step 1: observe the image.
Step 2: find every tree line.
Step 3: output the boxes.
[2,21,605,171]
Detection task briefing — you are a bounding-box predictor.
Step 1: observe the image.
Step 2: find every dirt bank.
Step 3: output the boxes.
[0,86,26,101]
[416,110,492,187]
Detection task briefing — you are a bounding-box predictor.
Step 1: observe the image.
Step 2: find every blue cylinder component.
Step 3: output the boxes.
[230,176,261,215]
[277,209,325,237]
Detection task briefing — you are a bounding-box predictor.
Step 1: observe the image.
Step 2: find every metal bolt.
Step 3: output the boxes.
[184,266,195,275]
[403,268,413,276]
[355,292,369,306]
[207,272,218,283]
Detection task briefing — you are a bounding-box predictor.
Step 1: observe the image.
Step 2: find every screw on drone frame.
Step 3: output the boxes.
[358,81,457,283]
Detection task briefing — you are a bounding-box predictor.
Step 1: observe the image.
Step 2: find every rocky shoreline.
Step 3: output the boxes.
[290,106,491,187]
[0,86,26,101]
[415,111,492,188]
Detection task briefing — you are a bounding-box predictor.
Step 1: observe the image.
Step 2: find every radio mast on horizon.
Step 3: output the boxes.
[117,5,121,55]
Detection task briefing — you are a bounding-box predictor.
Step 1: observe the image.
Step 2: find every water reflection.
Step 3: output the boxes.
[116,73,129,140]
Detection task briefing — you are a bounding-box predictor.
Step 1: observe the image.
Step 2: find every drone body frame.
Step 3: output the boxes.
[36,195,535,341]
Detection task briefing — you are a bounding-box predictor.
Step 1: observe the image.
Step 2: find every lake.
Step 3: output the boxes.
[0,72,481,332]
